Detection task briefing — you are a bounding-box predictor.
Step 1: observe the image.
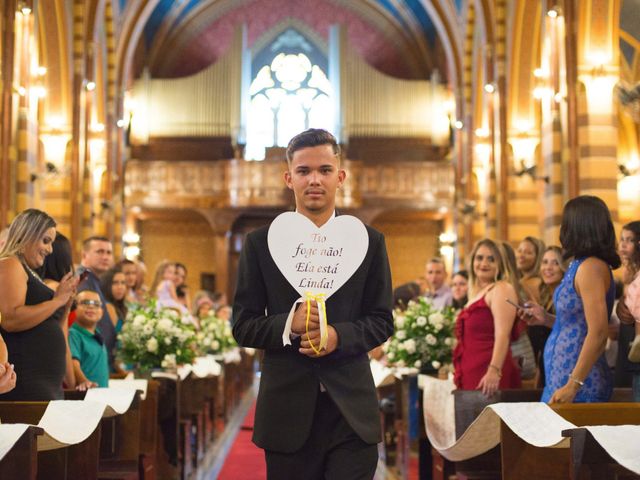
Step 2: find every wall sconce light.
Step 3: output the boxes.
[85,81,96,91]
[513,161,549,183]
[454,120,464,129]
[484,83,496,94]
[18,2,31,15]
[123,232,141,260]
[547,6,562,18]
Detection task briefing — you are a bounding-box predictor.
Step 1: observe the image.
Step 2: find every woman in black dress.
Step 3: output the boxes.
[0,209,77,400]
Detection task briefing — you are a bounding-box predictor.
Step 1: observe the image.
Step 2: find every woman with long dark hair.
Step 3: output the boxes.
[524,196,619,403]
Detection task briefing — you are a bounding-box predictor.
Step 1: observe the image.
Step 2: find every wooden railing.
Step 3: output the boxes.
[124,158,454,210]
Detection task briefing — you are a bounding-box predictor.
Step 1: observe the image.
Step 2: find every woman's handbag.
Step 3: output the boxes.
[511,328,536,380]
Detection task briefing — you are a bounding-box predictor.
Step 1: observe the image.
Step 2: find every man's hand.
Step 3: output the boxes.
[291,301,319,335]
[299,325,339,358]
[0,363,16,394]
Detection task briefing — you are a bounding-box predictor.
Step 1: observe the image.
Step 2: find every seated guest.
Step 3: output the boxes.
[0,209,77,400]
[100,267,128,333]
[424,257,453,308]
[524,196,618,403]
[616,221,640,401]
[216,304,232,322]
[453,239,522,396]
[516,236,545,303]
[69,290,109,389]
[451,270,469,310]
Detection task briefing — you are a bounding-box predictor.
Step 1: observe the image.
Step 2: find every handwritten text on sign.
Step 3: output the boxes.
[268,212,369,298]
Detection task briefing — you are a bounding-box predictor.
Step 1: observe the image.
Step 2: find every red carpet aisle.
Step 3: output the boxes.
[217,402,266,479]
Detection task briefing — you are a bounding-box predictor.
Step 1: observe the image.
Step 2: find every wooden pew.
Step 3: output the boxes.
[0,425,43,480]
[0,401,102,480]
[139,379,160,480]
[453,388,542,480]
[500,400,640,480]
[562,427,640,480]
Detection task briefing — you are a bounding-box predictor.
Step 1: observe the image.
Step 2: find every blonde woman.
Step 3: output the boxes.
[453,239,522,396]
[0,209,77,400]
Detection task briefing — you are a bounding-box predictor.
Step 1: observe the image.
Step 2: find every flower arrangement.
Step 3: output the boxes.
[117,300,198,371]
[196,313,237,355]
[384,297,457,371]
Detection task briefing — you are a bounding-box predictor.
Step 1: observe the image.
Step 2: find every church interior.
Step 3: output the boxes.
[1,0,640,479]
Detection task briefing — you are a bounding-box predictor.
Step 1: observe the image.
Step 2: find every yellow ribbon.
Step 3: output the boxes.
[304,291,328,355]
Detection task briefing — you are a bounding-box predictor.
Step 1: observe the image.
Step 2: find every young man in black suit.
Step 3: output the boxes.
[232,128,394,479]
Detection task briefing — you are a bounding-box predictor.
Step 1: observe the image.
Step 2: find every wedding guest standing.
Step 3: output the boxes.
[232,129,393,479]
[452,239,522,396]
[525,196,618,403]
[516,236,545,302]
[450,270,469,310]
[0,209,77,400]
[616,221,640,400]
[101,267,128,334]
[526,246,565,387]
[423,257,453,309]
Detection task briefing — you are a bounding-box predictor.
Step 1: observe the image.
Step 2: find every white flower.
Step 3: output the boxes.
[403,339,416,354]
[395,316,406,329]
[444,337,453,346]
[161,354,176,368]
[164,337,171,345]
[414,360,422,368]
[133,315,146,327]
[431,360,441,369]
[396,360,406,368]
[387,351,395,360]
[426,334,437,345]
[429,312,444,326]
[158,318,173,331]
[146,337,158,353]
[416,316,427,327]
[211,340,220,351]
[396,330,406,340]
[143,324,154,335]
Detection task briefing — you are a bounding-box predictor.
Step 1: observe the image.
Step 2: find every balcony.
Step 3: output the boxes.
[124,159,454,211]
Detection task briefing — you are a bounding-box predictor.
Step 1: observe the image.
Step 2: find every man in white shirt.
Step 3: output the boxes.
[424,257,453,309]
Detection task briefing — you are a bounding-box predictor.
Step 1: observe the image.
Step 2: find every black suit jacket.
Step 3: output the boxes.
[232,222,394,452]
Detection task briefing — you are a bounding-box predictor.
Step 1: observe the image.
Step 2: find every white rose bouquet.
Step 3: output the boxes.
[118,300,198,371]
[384,297,457,371]
[196,313,237,355]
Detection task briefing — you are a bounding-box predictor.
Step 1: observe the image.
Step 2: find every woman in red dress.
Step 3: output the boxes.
[453,238,522,395]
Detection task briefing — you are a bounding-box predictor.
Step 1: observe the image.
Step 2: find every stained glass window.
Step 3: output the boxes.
[245,29,333,160]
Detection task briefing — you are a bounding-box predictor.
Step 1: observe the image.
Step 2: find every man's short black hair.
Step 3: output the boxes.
[285,128,340,167]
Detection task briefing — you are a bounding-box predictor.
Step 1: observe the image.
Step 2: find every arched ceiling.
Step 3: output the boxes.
[120,0,466,80]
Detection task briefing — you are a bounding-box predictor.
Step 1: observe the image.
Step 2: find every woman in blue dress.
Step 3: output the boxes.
[523,196,620,403]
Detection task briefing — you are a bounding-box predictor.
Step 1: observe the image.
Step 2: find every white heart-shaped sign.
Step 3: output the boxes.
[267,212,369,299]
